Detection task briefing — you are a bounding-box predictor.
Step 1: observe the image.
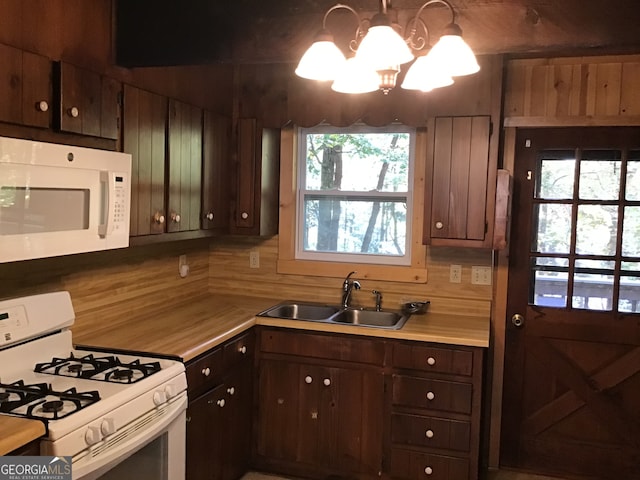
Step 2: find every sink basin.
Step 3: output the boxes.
[329,308,409,330]
[257,302,340,321]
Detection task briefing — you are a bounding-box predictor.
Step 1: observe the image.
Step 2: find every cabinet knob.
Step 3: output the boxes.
[435,221,443,230]
[323,378,331,386]
[239,345,247,354]
[67,106,79,118]
[241,212,249,220]
[227,386,235,396]
[217,399,225,408]
[426,391,435,401]
[205,212,214,221]
[201,367,211,377]
[427,356,436,366]
[305,375,313,384]
[425,429,434,438]
[154,213,165,224]
[424,466,433,475]
[36,100,49,112]
[171,213,181,223]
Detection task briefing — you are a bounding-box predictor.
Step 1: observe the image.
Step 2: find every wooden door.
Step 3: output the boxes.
[501,127,640,479]
[202,111,230,232]
[123,85,167,236]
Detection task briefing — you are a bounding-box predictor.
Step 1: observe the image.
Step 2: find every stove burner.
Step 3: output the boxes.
[42,400,64,413]
[113,369,133,380]
[67,364,83,374]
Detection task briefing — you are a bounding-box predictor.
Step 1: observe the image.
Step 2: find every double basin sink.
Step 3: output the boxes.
[256,301,410,330]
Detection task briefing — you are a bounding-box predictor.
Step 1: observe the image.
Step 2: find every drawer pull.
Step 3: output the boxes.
[424,466,433,475]
[305,375,313,384]
[427,356,436,366]
[227,387,235,395]
[425,429,434,438]
[239,345,247,354]
[217,399,225,407]
[323,378,331,386]
[202,367,211,377]
[426,391,435,401]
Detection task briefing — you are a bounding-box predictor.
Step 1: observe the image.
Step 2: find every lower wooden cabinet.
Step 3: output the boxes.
[185,331,254,480]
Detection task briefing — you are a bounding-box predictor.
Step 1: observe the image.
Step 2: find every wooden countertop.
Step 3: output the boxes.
[0,416,46,455]
[72,295,490,361]
[3,295,489,455]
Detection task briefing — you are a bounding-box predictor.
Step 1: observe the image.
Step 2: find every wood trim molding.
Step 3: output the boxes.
[504,115,640,127]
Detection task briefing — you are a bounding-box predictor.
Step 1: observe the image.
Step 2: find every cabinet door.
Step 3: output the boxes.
[0,44,50,128]
[425,116,491,246]
[123,85,167,236]
[231,118,279,236]
[168,99,203,232]
[202,110,230,232]
[186,384,226,480]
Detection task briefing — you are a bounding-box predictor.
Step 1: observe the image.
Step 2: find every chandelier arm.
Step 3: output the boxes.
[322,4,366,53]
[405,17,429,51]
[406,0,456,48]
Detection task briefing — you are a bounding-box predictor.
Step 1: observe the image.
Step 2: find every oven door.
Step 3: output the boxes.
[72,392,186,480]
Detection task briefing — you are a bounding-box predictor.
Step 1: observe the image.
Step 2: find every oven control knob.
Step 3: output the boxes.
[85,426,102,446]
[100,418,116,436]
[153,391,167,406]
[164,384,177,399]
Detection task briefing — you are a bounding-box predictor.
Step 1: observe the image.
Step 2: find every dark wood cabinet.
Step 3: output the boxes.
[389,341,484,480]
[122,84,168,236]
[231,118,279,236]
[53,61,120,139]
[202,110,231,232]
[424,115,493,248]
[185,331,254,480]
[0,44,51,128]
[255,328,385,480]
[168,99,203,233]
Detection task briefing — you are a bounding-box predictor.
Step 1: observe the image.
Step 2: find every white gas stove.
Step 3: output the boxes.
[0,292,187,480]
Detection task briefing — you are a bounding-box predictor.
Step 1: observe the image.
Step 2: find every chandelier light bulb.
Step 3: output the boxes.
[355,14,414,71]
[401,54,454,92]
[295,31,347,81]
[426,25,480,77]
[332,57,380,94]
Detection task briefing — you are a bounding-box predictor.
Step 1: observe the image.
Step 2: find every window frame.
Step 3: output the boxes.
[277,124,428,283]
[295,124,415,266]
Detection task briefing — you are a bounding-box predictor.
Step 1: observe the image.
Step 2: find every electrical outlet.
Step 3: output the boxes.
[249,251,260,269]
[450,264,462,283]
[471,266,492,285]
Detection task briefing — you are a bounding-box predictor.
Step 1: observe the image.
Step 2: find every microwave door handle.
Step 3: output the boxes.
[98,171,111,238]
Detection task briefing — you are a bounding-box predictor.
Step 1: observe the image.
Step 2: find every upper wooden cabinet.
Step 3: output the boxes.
[202,111,230,233]
[167,99,203,233]
[230,118,279,236]
[0,44,51,128]
[424,115,495,248]
[53,61,121,140]
[122,84,167,236]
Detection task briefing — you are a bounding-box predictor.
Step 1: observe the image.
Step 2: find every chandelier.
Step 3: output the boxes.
[295,0,479,94]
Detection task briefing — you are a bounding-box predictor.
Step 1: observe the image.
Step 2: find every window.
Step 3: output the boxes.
[296,125,414,265]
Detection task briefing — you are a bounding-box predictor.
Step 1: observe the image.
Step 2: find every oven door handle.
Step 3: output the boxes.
[72,392,187,480]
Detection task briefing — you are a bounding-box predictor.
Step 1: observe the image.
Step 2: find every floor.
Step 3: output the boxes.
[242,469,569,480]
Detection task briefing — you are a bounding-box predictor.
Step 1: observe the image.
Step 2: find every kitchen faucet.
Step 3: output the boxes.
[341,271,361,308]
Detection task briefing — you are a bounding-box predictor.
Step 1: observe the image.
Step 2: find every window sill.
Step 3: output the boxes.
[277,259,428,283]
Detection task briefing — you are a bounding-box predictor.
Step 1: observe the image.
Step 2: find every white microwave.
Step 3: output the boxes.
[0,136,132,263]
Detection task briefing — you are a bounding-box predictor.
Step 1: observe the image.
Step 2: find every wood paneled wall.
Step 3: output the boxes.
[208,236,492,317]
[1,240,211,342]
[504,54,640,127]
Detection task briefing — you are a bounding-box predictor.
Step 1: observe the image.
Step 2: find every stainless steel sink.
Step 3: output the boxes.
[257,302,340,322]
[329,308,409,330]
[257,301,410,330]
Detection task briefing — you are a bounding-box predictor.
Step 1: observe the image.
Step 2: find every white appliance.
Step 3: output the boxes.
[0,292,187,480]
[0,136,131,263]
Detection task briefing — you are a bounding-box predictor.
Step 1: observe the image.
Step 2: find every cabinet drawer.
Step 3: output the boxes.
[259,328,386,365]
[186,347,223,396]
[392,375,472,414]
[393,343,473,376]
[224,330,255,369]
[390,448,469,480]
[391,413,470,452]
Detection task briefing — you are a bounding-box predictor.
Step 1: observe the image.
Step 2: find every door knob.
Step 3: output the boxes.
[511,313,525,328]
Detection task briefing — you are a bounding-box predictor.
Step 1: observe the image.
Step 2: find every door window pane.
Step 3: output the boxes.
[578,150,621,200]
[627,152,639,200]
[620,262,640,313]
[576,205,618,255]
[532,257,569,307]
[533,203,572,254]
[537,153,575,199]
[622,206,640,257]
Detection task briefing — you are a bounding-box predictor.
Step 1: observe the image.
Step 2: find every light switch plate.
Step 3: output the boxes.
[471,266,491,285]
